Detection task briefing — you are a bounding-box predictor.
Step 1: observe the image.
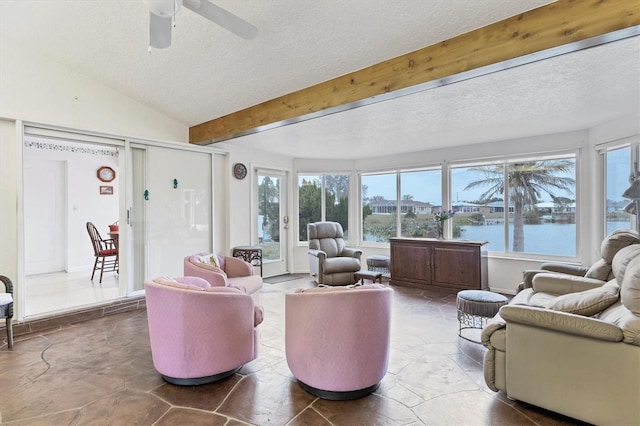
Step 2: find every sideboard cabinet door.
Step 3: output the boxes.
[390,238,488,292]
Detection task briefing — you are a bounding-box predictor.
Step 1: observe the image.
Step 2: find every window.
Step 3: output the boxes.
[298,174,349,241]
[605,143,639,234]
[362,169,441,243]
[451,155,577,257]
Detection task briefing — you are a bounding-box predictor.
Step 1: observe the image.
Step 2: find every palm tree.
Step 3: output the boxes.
[464,161,575,252]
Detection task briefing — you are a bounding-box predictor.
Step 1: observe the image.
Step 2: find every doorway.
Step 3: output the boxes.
[22,135,121,317]
[256,169,288,276]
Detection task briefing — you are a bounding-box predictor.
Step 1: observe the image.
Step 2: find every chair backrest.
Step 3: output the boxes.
[285,284,393,393]
[86,222,104,256]
[308,221,345,258]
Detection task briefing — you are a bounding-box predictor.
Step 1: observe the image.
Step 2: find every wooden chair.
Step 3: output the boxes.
[86,222,118,283]
[0,275,13,348]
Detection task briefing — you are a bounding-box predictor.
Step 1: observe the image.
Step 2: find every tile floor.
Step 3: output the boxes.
[1,276,587,425]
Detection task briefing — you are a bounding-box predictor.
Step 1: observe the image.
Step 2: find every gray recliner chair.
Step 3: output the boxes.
[308,222,362,286]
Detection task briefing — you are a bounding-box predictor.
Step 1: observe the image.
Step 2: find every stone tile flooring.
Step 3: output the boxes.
[0,277,586,425]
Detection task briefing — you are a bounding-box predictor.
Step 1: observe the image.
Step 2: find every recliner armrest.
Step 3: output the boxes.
[540,263,589,276]
[520,263,589,290]
[308,249,327,260]
[500,305,623,342]
[342,247,362,259]
[532,273,606,295]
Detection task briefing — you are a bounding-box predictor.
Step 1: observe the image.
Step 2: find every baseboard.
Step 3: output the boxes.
[2,296,146,341]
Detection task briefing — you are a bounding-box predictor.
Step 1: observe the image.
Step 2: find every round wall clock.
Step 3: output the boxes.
[97,166,116,182]
[233,163,247,180]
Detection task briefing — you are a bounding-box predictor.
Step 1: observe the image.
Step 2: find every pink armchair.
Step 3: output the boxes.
[144,276,263,385]
[184,253,262,304]
[285,284,393,400]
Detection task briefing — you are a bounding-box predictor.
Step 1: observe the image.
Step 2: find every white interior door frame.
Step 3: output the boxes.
[253,166,289,277]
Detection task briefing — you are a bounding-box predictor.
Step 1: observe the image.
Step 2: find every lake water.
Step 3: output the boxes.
[458,222,626,257]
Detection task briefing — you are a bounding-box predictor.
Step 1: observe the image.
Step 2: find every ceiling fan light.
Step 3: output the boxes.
[145,0,181,17]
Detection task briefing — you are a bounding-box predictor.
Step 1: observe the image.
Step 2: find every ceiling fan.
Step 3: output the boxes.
[144,0,258,49]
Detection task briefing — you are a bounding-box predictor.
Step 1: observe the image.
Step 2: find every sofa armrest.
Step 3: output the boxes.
[520,269,546,290]
[308,249,327,261]
[224,256,254,278]
[342,247,362,259]
[500,305,623,342]
[532,273,606,295]
[520,264,590,290]
[540,263,589,276]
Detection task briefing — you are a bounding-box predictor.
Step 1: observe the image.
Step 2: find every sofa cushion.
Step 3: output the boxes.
[510,288,556,309]
[322,256,360,274]
[228,275,262,295]
[178,276,211,289]
[153,276,209,292]
[620,251,640,315]
[547,281,619,317]
[197,254,220,268]
[584,259,612,281]
[601,229,639,264]
[613,244,640,287]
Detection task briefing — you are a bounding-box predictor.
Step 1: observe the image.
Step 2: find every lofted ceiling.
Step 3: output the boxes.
[1,1,639,159]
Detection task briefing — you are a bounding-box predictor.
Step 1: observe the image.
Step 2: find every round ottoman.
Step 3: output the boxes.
[456,290,508,343]
[366,255,390,274]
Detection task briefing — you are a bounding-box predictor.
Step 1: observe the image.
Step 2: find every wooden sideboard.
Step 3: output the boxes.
[390,238,488,292]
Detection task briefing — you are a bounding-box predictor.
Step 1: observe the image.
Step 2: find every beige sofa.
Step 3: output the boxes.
[481,241,640,426]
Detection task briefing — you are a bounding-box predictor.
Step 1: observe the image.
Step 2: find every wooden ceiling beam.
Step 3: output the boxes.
[189,0,640,145]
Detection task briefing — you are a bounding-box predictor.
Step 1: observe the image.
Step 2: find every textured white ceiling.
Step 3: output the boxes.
[1,1,638,159]
[228,37,640,159]
[1,0,553,126]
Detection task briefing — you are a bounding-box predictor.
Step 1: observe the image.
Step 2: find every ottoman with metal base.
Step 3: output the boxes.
[456,290,508,343]
[366,255,390,274]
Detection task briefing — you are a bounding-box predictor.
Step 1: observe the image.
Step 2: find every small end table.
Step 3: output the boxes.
[232,246,263,277]
[354,270,383,285]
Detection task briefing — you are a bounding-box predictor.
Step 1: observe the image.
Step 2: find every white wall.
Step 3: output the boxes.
[0,37,188,143]
[214,141,294,255]
[0,37,191,318]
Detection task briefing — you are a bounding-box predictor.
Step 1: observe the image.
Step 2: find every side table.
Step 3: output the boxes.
[232,246,263,277]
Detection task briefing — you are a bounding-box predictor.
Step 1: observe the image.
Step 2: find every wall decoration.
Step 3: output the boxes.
[100,186,113,195]
[233,163,247,180]
[97,166,116,182]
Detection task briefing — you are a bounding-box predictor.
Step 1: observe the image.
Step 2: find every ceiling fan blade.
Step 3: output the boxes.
[183,0,258,39]
[149,12,172,49]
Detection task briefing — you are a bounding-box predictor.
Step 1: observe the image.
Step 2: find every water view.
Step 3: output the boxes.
[458,222,628,257]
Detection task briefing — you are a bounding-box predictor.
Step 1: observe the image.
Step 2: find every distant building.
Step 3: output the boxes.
[369,199,434,215]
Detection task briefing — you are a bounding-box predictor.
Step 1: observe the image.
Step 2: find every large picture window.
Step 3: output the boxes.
[605,144,638,234]
[362,169,441,243]
[451,155,577,257]
[298,174,349,241]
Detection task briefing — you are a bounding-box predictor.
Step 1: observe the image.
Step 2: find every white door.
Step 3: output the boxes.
[256,169,288,276]
[24,160,66,274]
[129,145,212,283]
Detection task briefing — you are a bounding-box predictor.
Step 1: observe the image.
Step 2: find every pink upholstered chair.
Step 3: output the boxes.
[184,253,262,304]
[285,284,393,400]
[144,276,263,385]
